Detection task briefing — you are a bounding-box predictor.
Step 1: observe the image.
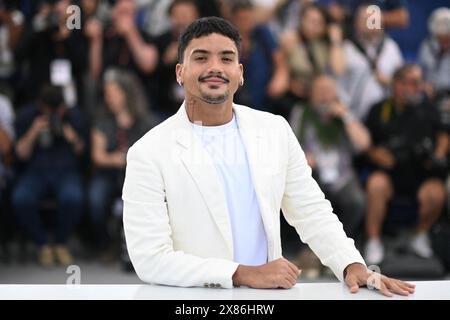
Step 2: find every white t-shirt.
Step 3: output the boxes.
[338,37,403,120]
[193,114,268,266]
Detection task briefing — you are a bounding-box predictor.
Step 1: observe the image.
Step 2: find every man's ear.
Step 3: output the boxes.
[176,63,183,85]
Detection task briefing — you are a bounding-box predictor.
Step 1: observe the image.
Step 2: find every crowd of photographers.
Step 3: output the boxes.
[0,0,449,277]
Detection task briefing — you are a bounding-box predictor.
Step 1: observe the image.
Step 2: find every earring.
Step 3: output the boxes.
[240,79,244,86]
[178,80,183,86]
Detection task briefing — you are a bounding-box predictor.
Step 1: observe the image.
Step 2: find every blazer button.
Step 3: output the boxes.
[203,283,209,288]
[215,283,221,288]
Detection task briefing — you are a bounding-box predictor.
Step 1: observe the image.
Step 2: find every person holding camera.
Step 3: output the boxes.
[364,64,449,266]
[16,0,88,107]
[292,75,370,239]
[289,74,370,277]
[12,84,86,267]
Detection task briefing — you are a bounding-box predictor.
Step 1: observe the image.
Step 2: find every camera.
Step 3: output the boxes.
[37,84,67,149]
[385,135,448,176]
[32,1,61,34]
[386,135,434,164]
[38,113,67,149]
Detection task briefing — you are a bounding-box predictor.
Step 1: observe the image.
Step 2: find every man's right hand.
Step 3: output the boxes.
[16,116,49,161]
[232,258,301,289]
[369,147,396,169]
[29,116,49,138]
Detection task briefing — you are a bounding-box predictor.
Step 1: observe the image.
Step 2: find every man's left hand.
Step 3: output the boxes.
[344,263,416,297]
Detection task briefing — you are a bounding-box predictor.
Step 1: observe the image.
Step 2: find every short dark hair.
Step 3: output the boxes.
[177,16,241,63]
[393,63,421,82]
[39,84,64,110]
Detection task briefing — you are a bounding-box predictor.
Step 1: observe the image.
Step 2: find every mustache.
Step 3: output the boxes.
[198,73,230,83]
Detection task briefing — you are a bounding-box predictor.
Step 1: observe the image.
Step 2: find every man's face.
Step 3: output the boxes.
[40,104,65,117]
[176,33,243,105]
[113,0,135,22]
[310,76,337,114]
[437,34,450,51]
[396,67,424,106]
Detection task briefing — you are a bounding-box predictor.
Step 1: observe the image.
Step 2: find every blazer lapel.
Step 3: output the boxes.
[174,105,234,257]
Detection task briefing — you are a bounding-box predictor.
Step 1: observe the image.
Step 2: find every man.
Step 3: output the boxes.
[291,75,369,240]
[122,17,414,296]
[418,7,450,95]
[364,64,448,266]
[13,84,86,267]
[338,4,403,120]
[288,74,368,279]
[16,0,88,106]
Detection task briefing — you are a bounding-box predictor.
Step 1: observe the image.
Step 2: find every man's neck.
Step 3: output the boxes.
[185,98,234,126]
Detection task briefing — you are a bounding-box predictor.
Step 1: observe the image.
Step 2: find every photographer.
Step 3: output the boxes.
[289,75,369,277]
[364,64,449,266]
[15,0,88,106]
[12,84,86,267]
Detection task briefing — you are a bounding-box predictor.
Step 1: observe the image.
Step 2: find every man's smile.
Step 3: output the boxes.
[199,74,230,86]
[202,78,227,85]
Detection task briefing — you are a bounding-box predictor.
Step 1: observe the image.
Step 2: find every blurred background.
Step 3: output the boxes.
[1,0,450,284]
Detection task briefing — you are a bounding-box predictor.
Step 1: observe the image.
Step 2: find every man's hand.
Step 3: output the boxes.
[29,116,49,138]
[232,258,301,289]
[344,263,415,297]
[84,18,103,41]
[328,101,348,119]
[63,123,84,154]
[115,14,135,37]
[375,70,391,87]
[368,146,396,169]
[328,23,343,45]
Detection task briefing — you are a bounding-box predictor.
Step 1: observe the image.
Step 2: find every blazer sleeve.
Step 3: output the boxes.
[279,117,366,282]
[122,143,239,288]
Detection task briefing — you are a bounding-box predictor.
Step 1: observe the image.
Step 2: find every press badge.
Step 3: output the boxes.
[50,59,72,85]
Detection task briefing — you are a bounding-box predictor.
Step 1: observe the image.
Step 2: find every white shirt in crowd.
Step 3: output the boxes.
[338,37,404,120]
[418,37,450,93]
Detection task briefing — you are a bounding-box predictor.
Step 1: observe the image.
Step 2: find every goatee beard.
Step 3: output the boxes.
[201,93,228,104]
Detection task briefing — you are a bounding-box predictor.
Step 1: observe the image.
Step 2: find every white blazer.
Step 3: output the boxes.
[122,103,365,288]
